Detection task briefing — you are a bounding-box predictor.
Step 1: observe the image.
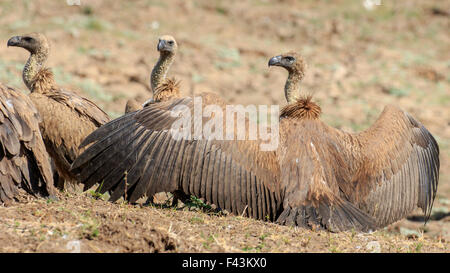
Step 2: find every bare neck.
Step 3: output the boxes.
[150,52,175,95]
[23,50,48,91]
[285,72,302,103]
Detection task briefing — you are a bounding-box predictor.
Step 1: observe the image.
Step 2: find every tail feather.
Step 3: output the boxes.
[276,200,377,232]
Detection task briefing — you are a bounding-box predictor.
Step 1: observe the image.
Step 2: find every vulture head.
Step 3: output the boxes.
[268,51,306,78]
[269,51,307,103]
[157,35,178,54]
[7,33,49,56]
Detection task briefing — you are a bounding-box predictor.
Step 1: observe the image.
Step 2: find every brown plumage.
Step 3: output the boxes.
[280,96,321,120]
[123,35,183,205]
[152,78,181,103]
[124,35,180,113]
[72,52,439,232]
[72,93,281,222]
[0,82,56,204]
[124,99,142,114]
[7,33,110,189]
[271,52,439,230]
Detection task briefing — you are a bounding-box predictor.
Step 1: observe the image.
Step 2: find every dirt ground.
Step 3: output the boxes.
[0,0,449,253]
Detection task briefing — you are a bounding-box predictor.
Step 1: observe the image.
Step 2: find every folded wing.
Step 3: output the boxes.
[0,83,55,204]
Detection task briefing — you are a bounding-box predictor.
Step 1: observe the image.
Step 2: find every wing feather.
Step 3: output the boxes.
[347,105,439,226]
[72,93,281,220]
[0,83,55,204]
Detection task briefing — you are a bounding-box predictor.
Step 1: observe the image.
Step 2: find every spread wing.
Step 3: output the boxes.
[72,93,281,221]
[347,105,439,227]
[0,83,55,204]
[274,104,439,232]
[275,119,378,232]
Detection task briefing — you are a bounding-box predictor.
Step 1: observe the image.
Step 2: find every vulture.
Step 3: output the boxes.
[7,33,110,190]
[123,35,186,205]
[0,82,56,204]
[124,35,181,114]
[71,51,439,232]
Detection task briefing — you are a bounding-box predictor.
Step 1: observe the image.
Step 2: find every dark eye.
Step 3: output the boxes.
[23,37,33,42]
[167,40,174,45]
[284,56,295,63]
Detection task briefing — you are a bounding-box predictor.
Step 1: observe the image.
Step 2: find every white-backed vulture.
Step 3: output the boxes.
[0,82,56,204]
[123,35,186,205]
[71,52,439,232]
[7,33,110,190]
[124,35,181,114]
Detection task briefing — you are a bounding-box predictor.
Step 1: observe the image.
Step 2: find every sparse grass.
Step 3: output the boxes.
[0,194,448,252]
[189,217,204,224]
[78,80,113,101]
[83,17,112,32]
[185,196,212,212]
[327,234,340,253]
[387,87,410,97]
[77,46,111,59]
[0,59,25,88]
[81,6,94,16]
[215,47,241,70]
[413,242,424,253]
[51,66,95,94]
[112,29,140,40]
[52,66,114,103]
[88,181,107,200]
[215,6,228,15]
[191,73,204,84]
[201,233,215,250]
[79,210,100,239]
[144,0,167,8]
[49,15,113,35]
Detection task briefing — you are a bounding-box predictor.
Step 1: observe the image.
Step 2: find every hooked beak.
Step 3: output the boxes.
[156,40,166,51]
[268,55,282,67]
[7,36,21,47]
[157,39,165,51]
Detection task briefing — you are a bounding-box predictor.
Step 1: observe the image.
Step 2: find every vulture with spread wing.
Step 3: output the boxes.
[7,33,110,190]
[72,51,439,232]
[0,82,56,204]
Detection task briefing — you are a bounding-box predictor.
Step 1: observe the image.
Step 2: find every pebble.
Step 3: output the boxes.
[366,241,381,253]
[66,240,81,253]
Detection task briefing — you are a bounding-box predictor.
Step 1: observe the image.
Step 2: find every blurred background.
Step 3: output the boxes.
[0,0,448,239]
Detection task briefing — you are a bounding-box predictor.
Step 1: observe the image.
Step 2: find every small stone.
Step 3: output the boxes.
[366,241,381,253]
[66,240,81,253]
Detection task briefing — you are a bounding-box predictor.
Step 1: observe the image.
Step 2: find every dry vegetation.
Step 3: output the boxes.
[0,191,447,253]
[0,0,448,253]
